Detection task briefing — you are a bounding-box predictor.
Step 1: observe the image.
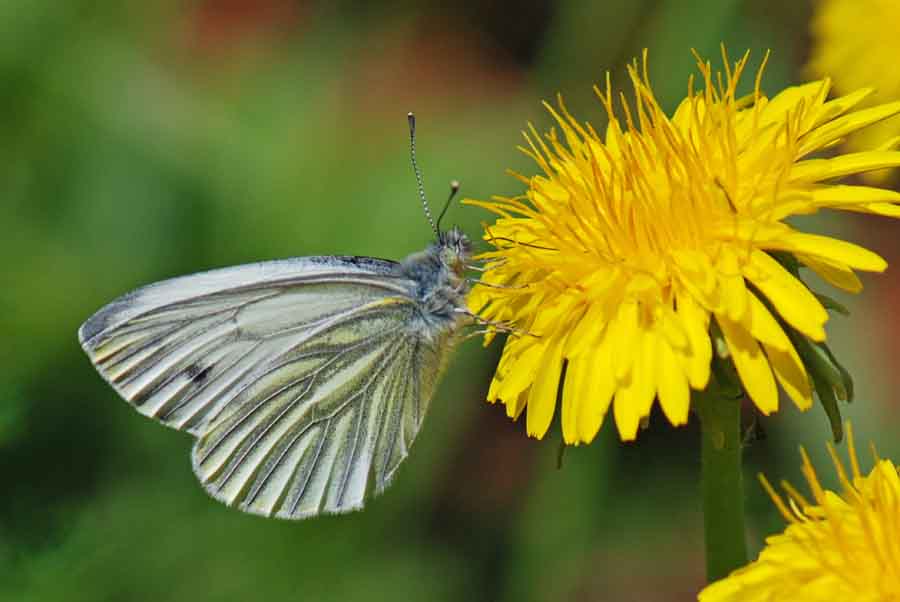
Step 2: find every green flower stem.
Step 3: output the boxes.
[694,388,748,583]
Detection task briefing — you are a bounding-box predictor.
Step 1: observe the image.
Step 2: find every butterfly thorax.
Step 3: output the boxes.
[399,226,472,327]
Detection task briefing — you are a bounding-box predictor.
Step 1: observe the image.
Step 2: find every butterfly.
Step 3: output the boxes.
[78,113,484,520]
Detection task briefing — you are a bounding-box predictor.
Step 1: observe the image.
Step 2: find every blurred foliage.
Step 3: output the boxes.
[2,1,899,601]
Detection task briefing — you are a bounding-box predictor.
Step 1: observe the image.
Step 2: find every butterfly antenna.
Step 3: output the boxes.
[408,112,438,236]
[436,180,460,232]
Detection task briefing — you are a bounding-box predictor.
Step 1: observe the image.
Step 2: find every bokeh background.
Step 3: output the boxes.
[2,1,898,600]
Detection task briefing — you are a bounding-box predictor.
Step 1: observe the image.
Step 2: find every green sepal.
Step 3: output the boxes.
[809,366,844,443]
[556,438,567,469]
[814,292,851,316]
[790,333,854,442]
[816,340,854,403]
[763,250,855,442]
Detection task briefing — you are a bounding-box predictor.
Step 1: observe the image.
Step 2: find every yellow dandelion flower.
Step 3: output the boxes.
[698,423,900,601]
[468,49,900,443]
[809,0,900,181]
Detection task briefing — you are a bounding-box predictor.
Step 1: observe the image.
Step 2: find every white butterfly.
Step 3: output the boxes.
[78,114,479,520]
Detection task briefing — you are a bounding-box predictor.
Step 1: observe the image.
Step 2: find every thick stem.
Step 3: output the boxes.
[694,389,748,583]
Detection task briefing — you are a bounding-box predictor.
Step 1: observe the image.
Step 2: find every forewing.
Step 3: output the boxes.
[78,256,410,434]
[79,256,448,518]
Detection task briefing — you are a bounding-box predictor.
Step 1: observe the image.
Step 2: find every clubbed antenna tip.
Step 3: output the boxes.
[436,180,461,231]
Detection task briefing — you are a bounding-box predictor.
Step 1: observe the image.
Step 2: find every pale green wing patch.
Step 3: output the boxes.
[192,314,434,518]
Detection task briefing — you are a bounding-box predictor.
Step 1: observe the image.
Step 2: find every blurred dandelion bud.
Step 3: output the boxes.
[809,0,900,183]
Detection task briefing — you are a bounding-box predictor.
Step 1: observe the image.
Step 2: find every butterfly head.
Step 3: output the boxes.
[437,226,472,277]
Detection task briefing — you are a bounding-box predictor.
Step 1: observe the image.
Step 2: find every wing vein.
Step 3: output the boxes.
[199,323,402,468]
[333,347,395,507]
[379,336,412,484]
[288,421,330,517]
[160,339,266,424]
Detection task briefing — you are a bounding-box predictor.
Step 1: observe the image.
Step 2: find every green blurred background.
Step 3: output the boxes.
[2,1,898,600]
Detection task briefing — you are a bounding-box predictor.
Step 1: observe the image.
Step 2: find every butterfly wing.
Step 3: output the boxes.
[79,256,449,519]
